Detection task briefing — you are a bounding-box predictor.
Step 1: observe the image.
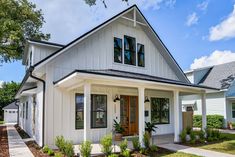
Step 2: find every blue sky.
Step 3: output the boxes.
[1,0,235,83]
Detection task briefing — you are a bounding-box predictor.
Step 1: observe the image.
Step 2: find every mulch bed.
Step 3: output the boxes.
[25,141,51,157]
[0,126,9,157]
[14,124,30,139]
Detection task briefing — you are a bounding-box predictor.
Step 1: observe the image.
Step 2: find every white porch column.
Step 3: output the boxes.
[174,90,180,142]
[84,82,91,141]
[138,87,145,146]
[201,93,207,130]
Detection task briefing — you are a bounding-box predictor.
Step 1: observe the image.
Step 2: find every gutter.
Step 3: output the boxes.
[28,68,46,147]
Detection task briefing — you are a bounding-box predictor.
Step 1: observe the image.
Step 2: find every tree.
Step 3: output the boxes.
[0,0,50,63]
[0,81,20,119]
[84,0,128,8]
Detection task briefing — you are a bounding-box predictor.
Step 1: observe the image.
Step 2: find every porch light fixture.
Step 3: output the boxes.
[113,95,120,102]
[144,96,150,103]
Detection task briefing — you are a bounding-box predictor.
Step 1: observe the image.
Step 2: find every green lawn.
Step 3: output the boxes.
[197,133,235,155]
[0,120,4,124]
[159,152,201,157]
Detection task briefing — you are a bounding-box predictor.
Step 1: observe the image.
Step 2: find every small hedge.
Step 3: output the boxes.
[193,115,224,129]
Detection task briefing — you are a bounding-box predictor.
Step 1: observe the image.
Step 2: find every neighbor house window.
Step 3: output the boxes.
[114,37,122,63]
[124,35,136,65]
[232,103,235,118]
[91,94,107,128]
[75,94,84,129]
[151,98,170,124]
[23,103,25,118]
[137,44,145,67]
[26,101,28,119]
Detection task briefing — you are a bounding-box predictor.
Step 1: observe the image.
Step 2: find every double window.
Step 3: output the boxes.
[114,36,145,67]
[232,103,235,118]
[75,94,107,129]
[151,98,170,124]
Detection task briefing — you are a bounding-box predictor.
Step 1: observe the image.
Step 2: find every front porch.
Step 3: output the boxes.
[48,70,214,147]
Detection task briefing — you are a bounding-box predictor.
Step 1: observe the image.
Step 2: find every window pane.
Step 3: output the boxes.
[151,98,170,124]
[26,102,28,119]
[124,36,136,65]
[75,94,84,129]
[232,103,235,110]
[91,95,107,128]
[114,38,122,63]
[137,44,145,67]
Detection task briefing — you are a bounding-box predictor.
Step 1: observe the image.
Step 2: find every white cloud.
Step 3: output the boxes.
[190,50,235,69]
[186,12,199,26]
[30,0,176,44]
[209,5,235,41]
[197,1,209,11]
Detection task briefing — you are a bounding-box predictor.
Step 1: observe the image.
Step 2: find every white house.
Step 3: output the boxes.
[3,102,18,123]
[182,61,235,126]
[15,5,217,147]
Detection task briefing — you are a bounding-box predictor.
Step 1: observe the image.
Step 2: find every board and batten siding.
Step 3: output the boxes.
[50,19,179,82]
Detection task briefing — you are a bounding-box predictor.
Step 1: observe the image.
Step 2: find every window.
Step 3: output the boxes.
[151,98,170,124]
[91,94,107,128]
[9,111,12,113]
[23,103,25,118]
[75,94,84,129]
[124,36,136,65]
[232,103,235,118]
[114,37,122,63]
[137,44,145,67]
[26,101,28,119]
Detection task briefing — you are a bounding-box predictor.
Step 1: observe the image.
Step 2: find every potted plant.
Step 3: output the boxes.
[228,122,233,130]
[113,120,124,141]
[145,122,157,137]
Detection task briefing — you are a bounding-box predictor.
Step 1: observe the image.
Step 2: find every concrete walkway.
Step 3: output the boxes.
[158,143,235,157]
[7,125,34,157]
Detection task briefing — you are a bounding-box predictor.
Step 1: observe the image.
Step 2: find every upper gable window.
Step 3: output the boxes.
[137,44,145,67]
[114,37,122,63]
[124,35,136,66]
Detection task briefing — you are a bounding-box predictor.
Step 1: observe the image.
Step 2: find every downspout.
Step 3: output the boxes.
[29,68,46,147]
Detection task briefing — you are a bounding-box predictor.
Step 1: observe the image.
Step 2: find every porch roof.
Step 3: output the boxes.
[54,69,219,92]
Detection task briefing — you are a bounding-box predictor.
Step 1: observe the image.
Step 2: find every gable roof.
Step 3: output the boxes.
[32,5,189,83]
[3,102,18,110]
[199,61,235,89]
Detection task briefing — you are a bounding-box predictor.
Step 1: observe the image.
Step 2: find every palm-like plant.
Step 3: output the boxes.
[145,122,157,135]
[113,120,124,133]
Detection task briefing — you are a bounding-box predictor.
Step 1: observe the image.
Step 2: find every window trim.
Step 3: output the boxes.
[90,94,108,129]
[150,97,170,125]
[75,93,84,130]
[124,35,136,66]
[114,37,123,64]
[232,103,235,118]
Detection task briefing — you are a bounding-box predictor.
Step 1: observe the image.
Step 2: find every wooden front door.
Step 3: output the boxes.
[120,95,138,136]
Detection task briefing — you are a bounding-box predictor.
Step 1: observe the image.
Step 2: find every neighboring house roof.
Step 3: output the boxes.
[199,61,235,89]
[32,4,189,83]
[3,102,18,110]
[54,69,219,90]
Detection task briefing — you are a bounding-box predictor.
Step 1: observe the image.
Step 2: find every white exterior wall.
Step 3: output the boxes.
[51,19,179,82]
[3,109,17,123]
[44,84,175,147]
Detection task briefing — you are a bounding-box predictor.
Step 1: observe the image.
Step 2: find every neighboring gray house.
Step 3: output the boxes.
[3,102,18,123]
[183,61,235,126]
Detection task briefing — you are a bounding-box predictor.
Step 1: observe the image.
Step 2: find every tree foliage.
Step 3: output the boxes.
[0,81,20,117]
[84,0,128,8]
[0,0,50,63]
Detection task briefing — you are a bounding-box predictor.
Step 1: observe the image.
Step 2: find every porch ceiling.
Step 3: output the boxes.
[54,69,219,94]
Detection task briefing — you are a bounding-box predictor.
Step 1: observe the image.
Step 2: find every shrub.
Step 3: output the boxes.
[143,132,150,148]
[150,145,158,152]
[55,136,66,152]
[119,139,128,153]
[131,137,140,151]
[179,129,187,143]
[205,128,221,141]
[122,150,130,157]
[189,131,196,144]
[42,145,50,153]
[100,134,113,156]
[47,149,54,156]
[54,152,63,157]
[193,115,224,129]
[186,126,192,134]
[79,141,92,157]
[64,141,74,157]
[108,154,119,157]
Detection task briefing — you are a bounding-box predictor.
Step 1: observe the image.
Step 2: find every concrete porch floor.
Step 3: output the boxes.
[74,134,174,155]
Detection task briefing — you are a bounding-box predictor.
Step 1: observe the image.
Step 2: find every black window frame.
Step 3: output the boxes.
[26,101,28,119]
[114,37,123,63]
[23,103,25,118]
[91,94,107,129]
[124,35,136,66]
[232,103,235,118]
[151,97,170,125]
[75,93,84,129]
[137,43,145,67]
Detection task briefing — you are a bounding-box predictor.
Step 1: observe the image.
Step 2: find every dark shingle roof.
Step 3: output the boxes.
[199,61,235,89]
[3,102,18,110]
